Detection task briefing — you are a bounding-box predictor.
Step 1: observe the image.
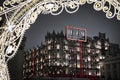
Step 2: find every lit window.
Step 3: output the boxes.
[23,64,25,68]
[89,72,91,75]
[74,63,76,66]
[97,41,101,45]
[95,45,101,49]
[97,65,100,69]
[49,62,50,66]
[36,67,39,70]
[87,44,91,47]
[99,56,102,59]
[85,59,87,62]
[96,49,100,53]
[61,64,64,67]
[63,62,68,66]
[77,64,80,68]
[64,40,68,44]
[88,56,91,61]
[48,45,51,50]
[97,72,101,76]
[57,62,60,66]
[87,49,91,53]
[76,47,79,51]
[48,54,51,59]
[32,62,34,66]
[76,43,79,46]
[57,71,60,74]
[57,53,60,58]
[57,44,60,49]
[88,64,91,68]
[102,56,105,59]
[40,58,43,62]
[100,55,105,59]
[105,42,109,46]
[48,40,51,44]
[40,50,42,53]
[65,54,69,59]
[41,66,43,69]
[65,45,68,50]
[96,58,99,62]
[105,46,108,50]
[36,59,39,63]
[77,54,80,60]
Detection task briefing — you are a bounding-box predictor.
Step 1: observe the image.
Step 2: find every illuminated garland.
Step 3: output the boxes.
[0,0,119,80]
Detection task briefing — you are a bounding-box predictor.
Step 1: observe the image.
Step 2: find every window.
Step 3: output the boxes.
[77,54,80,60]
[89,71,92,75]
[88,56,91,61]
[65,45,68,50]
[77,64,80,68]
[47,40,51,44]
[57,44,60,49]
[48,54,51,59]
[57,53,60,58]
[48,45,51,50]
[76,47,79,51]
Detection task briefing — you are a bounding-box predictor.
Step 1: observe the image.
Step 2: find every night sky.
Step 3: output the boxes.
[24,4,120,50]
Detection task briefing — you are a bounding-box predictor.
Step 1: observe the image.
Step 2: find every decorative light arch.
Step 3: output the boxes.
[0,0,120,80]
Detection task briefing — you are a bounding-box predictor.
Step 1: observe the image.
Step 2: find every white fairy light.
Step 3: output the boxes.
[6,45,14,54]
[45,3,54,10]
[6,22,15,32]
[7,25,14,32]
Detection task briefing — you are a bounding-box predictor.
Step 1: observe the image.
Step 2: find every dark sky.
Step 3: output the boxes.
[25,4,120,50]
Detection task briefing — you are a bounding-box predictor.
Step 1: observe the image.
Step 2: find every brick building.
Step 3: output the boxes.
[23,31,110,80]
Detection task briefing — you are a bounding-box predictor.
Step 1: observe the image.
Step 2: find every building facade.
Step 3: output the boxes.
[82,33,110,79]
[23,31,110,80]
[100,43,120,80]
[23,31,81,79]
